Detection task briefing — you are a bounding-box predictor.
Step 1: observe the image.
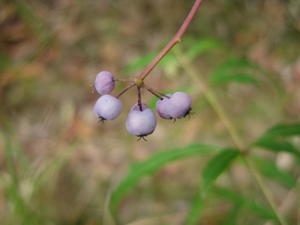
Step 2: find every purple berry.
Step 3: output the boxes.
[156,94,173,119]
[93,95,122,120]
[126,103,157,137]
[156,92,192,119]
[94,71,115,95]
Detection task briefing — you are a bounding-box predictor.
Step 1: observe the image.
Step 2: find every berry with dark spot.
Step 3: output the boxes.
[156,92,192,119]
[93,95,122,120]
[126,103,157,137]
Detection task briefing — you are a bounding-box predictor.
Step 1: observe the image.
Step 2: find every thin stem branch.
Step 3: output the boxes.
[144,85,170,99]
[264,177,300,225]
[138,0,204,81]
[116,83,136,98]
[137,86,143,111]
[144,86,163,100]
[173,47,287,225]
[114,78,133,83]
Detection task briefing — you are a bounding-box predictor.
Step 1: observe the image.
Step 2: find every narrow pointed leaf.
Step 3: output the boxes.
[123,53,156,73]
[217,59,256,71]
[254,157,297,188]
[213,187,277,221]
[186,149,240,225]
[253,138,300,159]
[262,123,300,138]
[110,143,220,213]
[202,149,240,189]
[209,73,258,85]
[187,39,220,59]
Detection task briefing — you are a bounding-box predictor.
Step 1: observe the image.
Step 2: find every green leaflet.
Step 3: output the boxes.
[252,123,300,161]
[213,186,277,221]
[209,58,258,85]
[253,156,297,189]
[202,149,240,189]
[110,143,220,213]
[186,149,240,225]
[187,39,220,59]
[216,58,256,71]
[262,123,300,138]
[123,53,156,73]
[253,138,300,159]
[209,73,258,85]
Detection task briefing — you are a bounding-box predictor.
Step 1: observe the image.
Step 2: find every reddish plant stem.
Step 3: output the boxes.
[138,0,204,81]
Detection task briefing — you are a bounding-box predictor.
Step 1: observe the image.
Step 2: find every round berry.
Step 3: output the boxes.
[94,71,115,95]
[93,95,122,120]
[126,103,157,137]
[156,94,173,119]
[156,92,192,119]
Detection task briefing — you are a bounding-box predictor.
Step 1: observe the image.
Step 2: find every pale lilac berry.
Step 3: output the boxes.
[156,92,192,119]
[94,71,115,95]
[93,95,122,120]
[126,104,157,137]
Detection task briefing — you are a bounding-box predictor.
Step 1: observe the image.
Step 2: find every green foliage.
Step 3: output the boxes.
[186,39,221,59]
[123,53,156,73]
[123,38,220,75]
[261,123,300,138]
[1,133,78,225]
[209,59,258,85]
[253,157,297,189]
[209,73,258,85]
[213,187,277,221]
[186,149,240,225]
[2,0,300,224]
[3,137,38,225]
[216,58,256,71]
[253,123,300,159]
[202,149,240,189]
[253,138,300,159]
[109,143,220,213]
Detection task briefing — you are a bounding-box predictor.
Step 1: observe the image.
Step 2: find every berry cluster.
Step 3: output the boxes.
[93,71,192,140]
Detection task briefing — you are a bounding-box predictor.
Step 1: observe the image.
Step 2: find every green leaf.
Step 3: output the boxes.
[4,137,35,225]
[202,149,240,189]
[209,58,258,85]
[213,187,277,221]
[123,53,156,73]
[110,143,220,213]
[159,54,177,66]
[209,72,258,85]
[187,39,220,59]
[253,138,300,159]
[217,59,256,71]
[186,149,240,225]
[262,123,300,138]
[253,157,297,188]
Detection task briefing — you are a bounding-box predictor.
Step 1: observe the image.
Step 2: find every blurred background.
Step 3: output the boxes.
[0,0,300,224]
